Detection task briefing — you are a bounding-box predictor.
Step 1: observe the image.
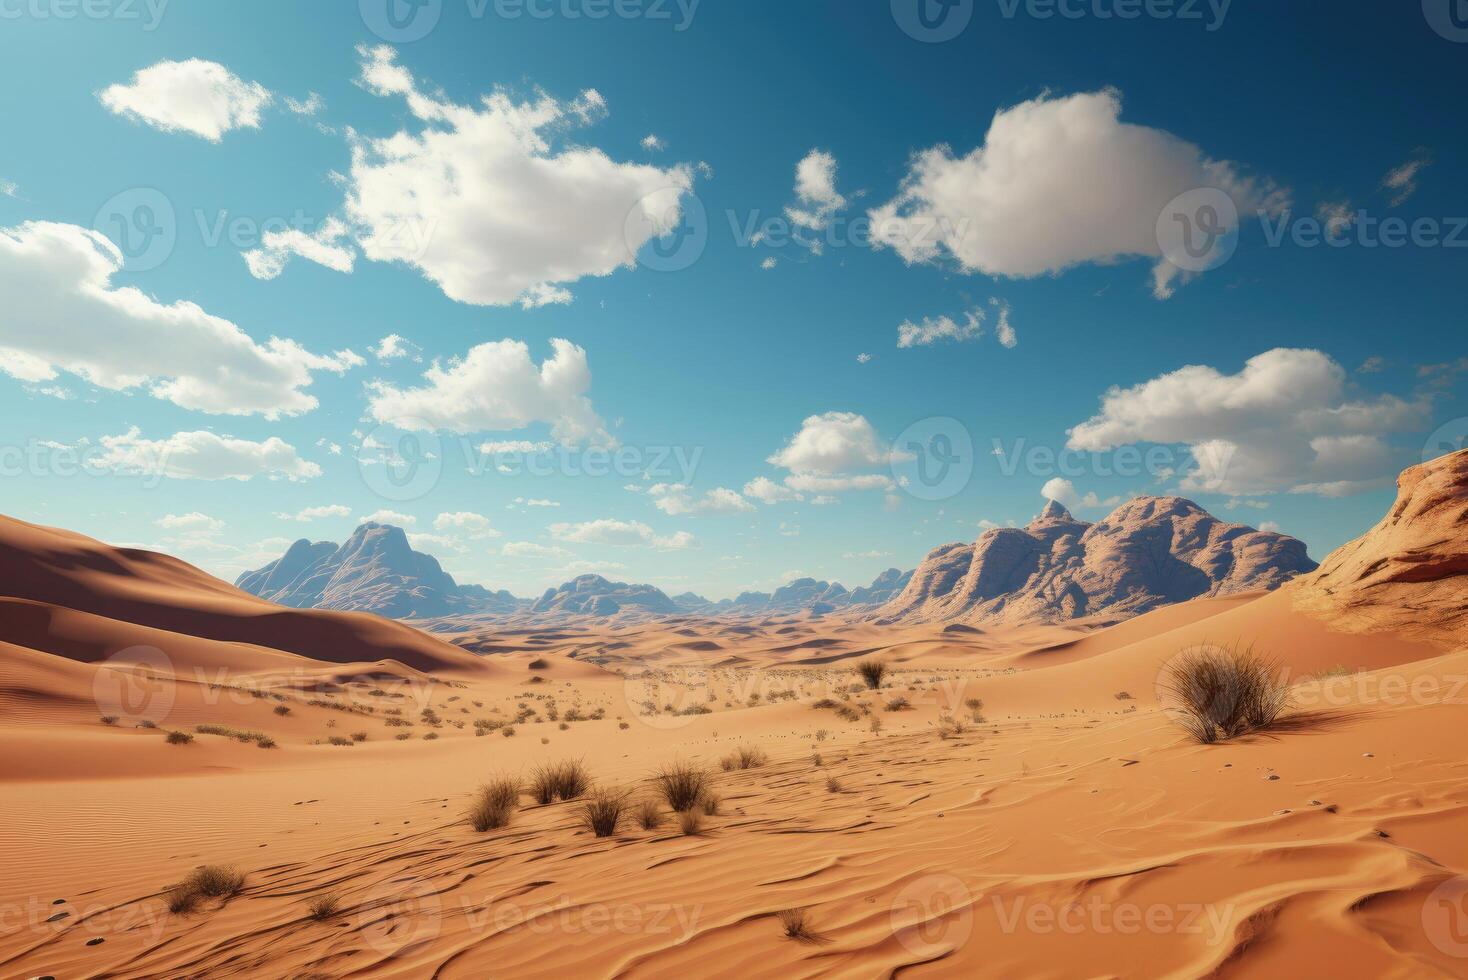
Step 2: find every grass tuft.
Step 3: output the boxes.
[653,761,710,812]
[1160,643,1290,743]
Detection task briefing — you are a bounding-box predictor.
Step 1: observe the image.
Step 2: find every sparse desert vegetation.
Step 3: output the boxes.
[1160,644,1290,743]
[856,660,889,690]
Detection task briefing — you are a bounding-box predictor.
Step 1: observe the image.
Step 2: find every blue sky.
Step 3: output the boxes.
[0,1,1463,599]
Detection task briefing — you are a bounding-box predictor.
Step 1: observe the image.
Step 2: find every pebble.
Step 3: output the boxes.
[1266,774,1280,781]
[1363,752,1374,758]
[86,938,104,946]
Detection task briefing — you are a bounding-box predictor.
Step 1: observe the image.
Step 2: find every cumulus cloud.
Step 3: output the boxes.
[1067,348,1430,497]
[501,541,571,559]
[785,149,847,231]
[868,89,1285,299]
[361,509,416,525]
[433,511,501,538]
[647,484,754,516]
[243,217,355,280]
[759,411,896,500]
[342,45,696,307]
[0,221,361,417]
[641,134,665,151]
[742,476,802,505]
[366,338,608,446]
[768,411,890,474]
[549,518,695,550]
[156,512,224,532]
[1039,478,1122,511]
[99,59,272,141]
[285,92,324,116]
[277,504,351,521]
[94,427,320,482]
[370,333,420,362]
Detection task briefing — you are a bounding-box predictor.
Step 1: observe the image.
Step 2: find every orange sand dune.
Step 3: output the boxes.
[1,455,1466,977]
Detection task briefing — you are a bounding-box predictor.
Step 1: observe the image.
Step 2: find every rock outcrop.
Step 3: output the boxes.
[530,575,680,617]
[236,523,522,619]
[877,495,1316,625]
[1293,449,1467,644]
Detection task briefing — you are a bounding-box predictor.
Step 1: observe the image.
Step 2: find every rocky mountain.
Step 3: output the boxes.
[877,495,1316,626]
[1293,448,1466,643]
[530,574,681,617]
[676,568,914,617]
[236,523,523,619]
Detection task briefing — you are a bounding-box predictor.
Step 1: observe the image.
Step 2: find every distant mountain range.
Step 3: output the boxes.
[876,496,1316,626]
[235,523,521,619]
[236,494,1316,627]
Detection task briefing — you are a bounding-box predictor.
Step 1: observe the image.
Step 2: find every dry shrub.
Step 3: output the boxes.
[169,864,245,911]
[582,787,631,837]
[779,907,819,941]
[635,798,663,830]
[165,730,194,745]
[307,892,341,921]
[273,705,292,716]
[530,760,590,804]
[825,776,842,793]
[856,660,888,690]
[883,696,910,712]
[1160,644,1290,743]
[677,810,704,836]
[654,761,710,812]
[100,715,118,725]
[700,793,721,816]
[721,744,767,771]
[470,776,520,831]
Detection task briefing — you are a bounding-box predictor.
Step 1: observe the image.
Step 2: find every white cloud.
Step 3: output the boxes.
[1315,201,1354,236]
[742,476,802,505]
[786,149,847,231]
[94,427,320,482]
[370,333,420,362]
[1067,348,1429,497]
[1257,520,1282,533]
[1383,152,1430,206]
[1039,478,1121,510]
[898,308,983,348]
[760,257,778,270]
[407,532,466,553]
[278,504,351,522]
[549,518,695,550]
[285,92,324,116]
[366,338,608,445]
[768,411,890,474]
[501,541,571,559]
[868,89,1285,299]
[512,496,560,507]
[0,221,361,417]
[647,484,754,516]
[856,352,872,364]
[343,45,697,307]
[99,59,272,141]
[433,511,501,538]
[482,440,554,454]
[991,298,1018,348]
[0,178,17,199]
[242,217,355,280]
[843,550,891,559]
[155,512,224,532]
[361,509,416,526]
[641,134,665,151]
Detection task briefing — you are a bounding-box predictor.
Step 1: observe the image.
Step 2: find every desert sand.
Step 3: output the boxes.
[2,453,1466,979]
